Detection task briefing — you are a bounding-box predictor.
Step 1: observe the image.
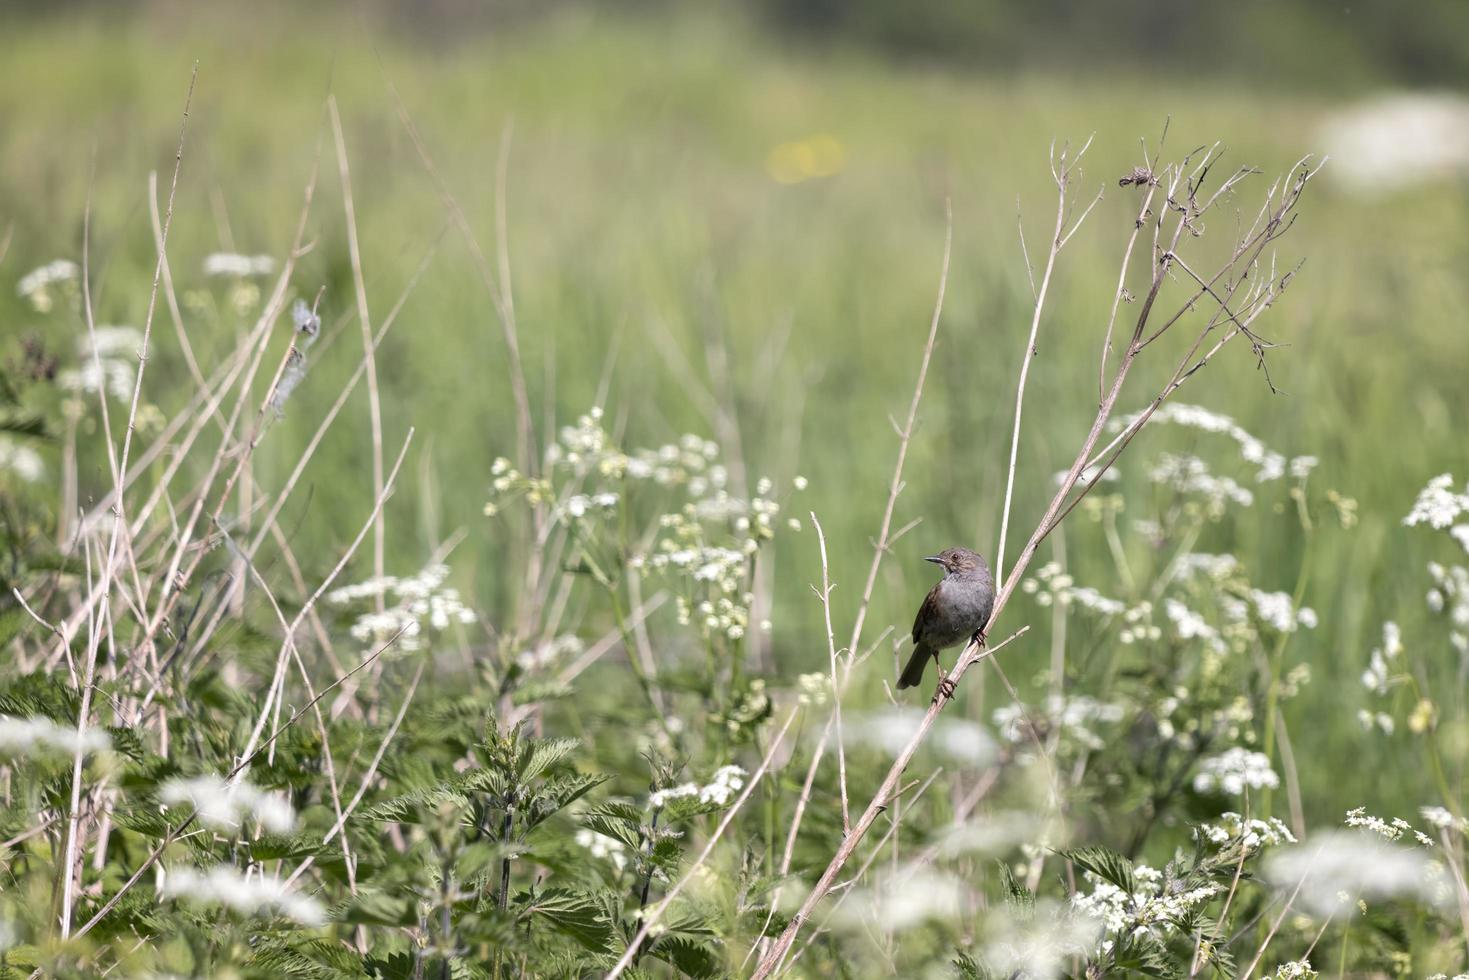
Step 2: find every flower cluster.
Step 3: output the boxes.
[59,325,143,401]
[326,563,475,653]
[0,438,44,483]
[1344,807,1435,847]
[1260,961,1317,980]
[202,252,276,278]
[1404,473,1469,530]
[1361,620,1403,695]
[160,865,323,925]
[1197,812,1296,853]
[992,695,1123,753]
[1420,806,1469,836]
[1192,747,1279,796]
[16,258,79,312]
[1072,863,1221,936]
[0,715,110,757]
[1114,402,1295,483]
[573,828,628,871]
[160,774,296,834]
[1150,453,1254,511]
[647,764,747,809]
[1022,562,1127,616]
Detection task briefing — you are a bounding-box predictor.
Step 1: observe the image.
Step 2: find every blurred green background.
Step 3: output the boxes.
[1,1,1466,821]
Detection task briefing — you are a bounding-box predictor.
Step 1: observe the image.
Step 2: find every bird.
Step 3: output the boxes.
[897,547,996,692]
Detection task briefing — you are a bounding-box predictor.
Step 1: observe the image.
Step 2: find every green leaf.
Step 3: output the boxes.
[333,890,419,928]
[648,935,720,978]
[519,736,580,781]
[1059,844,1137,895]
[519,887,616,953]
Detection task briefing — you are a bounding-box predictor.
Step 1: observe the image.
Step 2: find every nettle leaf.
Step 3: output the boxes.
[582,809,645,852]
[248,935,368,979]
[333,889,419,928]
[1060,844,1138,895]
[524,773,611,832]
[359,783,472,824]
[998,860,1036,912]
[659,794,724,826]
[519,887,616,952]
[1110,932,1183,979]
[249,832,336,863]
[510,679,574,706]
[519,736,580,782]
[648,935,721,978]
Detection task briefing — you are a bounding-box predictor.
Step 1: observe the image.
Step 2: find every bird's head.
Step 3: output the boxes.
[924,547,988,576]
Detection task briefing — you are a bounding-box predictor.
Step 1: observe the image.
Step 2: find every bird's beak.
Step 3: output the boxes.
[923,555,944,565]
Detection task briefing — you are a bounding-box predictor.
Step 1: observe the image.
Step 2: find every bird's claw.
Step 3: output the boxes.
[972,627,989,648]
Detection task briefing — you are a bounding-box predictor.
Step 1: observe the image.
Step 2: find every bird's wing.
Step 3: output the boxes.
[912,581,941,644]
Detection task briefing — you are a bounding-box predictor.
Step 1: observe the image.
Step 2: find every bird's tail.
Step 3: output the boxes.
[896,642,935,690]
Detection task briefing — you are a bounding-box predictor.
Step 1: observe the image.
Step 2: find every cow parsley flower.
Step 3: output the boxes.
[160,775,296,834]
[1405,474,1469,530]
[1193,748,1279,795]
[161,865,323,925]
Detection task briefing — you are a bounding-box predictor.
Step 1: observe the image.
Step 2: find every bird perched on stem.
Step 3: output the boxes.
[897,547,995,693]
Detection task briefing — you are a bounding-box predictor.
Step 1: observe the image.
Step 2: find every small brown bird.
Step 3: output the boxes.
[897,547,995,691]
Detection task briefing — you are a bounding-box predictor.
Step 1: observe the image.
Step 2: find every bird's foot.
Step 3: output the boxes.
[972,626,989,648]
[934,666,957,701]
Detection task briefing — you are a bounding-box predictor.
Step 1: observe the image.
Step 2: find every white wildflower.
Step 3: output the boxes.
[1404,474,1469,530]
[0,715,110,757]
[831,868,967,931]
[1149,453,1253,508]
[846,707,997,766]
[1261,960,1317,980]
[17,259,79,309]
[161,865,323,925]
[983,900,1102,980]
[203,253,276,277]
[574,829,628,872]
[161,775,295,833]
[1289,456,1319,479]
[1193,748,1279,795]
[796,672,829,706]
[699,765,746,805]
[1264,830,1442,915]
[0,437,44,483]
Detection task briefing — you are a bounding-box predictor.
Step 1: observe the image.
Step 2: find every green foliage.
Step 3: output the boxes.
[1,6,1468,978]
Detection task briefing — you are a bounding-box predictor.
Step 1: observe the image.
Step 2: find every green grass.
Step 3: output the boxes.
[2,1,1466,844]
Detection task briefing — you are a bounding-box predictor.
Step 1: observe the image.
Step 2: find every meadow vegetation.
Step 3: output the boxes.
[0,6,1467,977]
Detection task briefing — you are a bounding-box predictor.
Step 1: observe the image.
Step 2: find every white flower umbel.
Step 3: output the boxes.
[1319,94,1469,191]
[648,765,748,809]
[1344,807,1435,847]
[1361,621,1402,694]
[1192,747,1280,796]
[846,707,997,766]
[1405,474,1469,530]
[574,829,628,872]
[160,774,296,834]
[160,865,323,925]
[1264,830,1441,916]
[1072,864,1220,936]
[17,258,79,310]
[1149,453,1253,510]
[1261,960,1317,980]
[326,563,475,653]
[830,867,966,931]
[1114,402,1286,482]
[1248,590,1317,632]
[1197,812,1296,852]
[0,715,110,757]
[0,437,44,483]
[983,900,1103,980]
[203,253,277,277]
